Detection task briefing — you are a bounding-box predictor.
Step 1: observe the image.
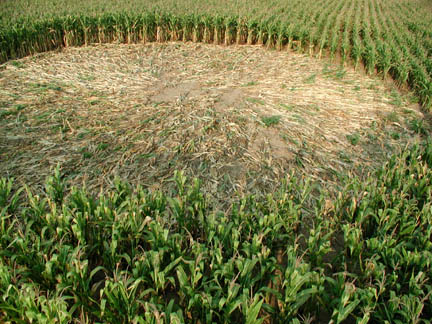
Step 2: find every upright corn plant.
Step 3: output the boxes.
[1,143,432,322]
[1,0,432,108]
[329,143,432,322]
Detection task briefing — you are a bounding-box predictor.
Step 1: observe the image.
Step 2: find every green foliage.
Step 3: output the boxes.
[0,143,432,322]
[1,1,432,322]
[346,133,360,146]
[261,115,281,127]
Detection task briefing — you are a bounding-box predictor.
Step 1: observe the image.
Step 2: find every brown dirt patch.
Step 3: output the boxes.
[0,42,425,203]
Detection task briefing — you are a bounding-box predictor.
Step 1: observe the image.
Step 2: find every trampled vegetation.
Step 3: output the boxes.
[2,42,424,203]
[1,0,432,109]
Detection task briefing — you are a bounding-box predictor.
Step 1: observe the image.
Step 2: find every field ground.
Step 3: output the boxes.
[0,42,427,204]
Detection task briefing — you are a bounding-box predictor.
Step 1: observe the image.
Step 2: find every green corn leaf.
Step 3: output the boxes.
[176,265,189,289]
[163,257,183,274]
[226,299,243,316]
[356,312,370,324]
[292,287,317,311]
[336,299,361,324]
[218,297,227,310]
[245,297,264,324]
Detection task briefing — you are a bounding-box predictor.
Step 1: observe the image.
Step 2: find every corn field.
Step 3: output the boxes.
[0,0,432,109]
[1,0,432,323]
[1,143,432,323]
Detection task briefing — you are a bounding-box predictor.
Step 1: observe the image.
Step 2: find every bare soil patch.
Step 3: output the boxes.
[0,42,425,203]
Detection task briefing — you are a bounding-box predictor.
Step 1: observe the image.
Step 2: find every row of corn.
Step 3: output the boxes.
[1,1,432,109]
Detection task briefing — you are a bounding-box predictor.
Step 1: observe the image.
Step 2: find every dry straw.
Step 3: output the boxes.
[0,42,423,203]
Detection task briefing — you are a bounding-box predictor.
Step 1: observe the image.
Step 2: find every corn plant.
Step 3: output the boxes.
[2,0,432,108]
[0,142,432,322]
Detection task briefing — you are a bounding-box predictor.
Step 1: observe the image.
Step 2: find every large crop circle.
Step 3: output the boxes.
[0,42,422,200]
